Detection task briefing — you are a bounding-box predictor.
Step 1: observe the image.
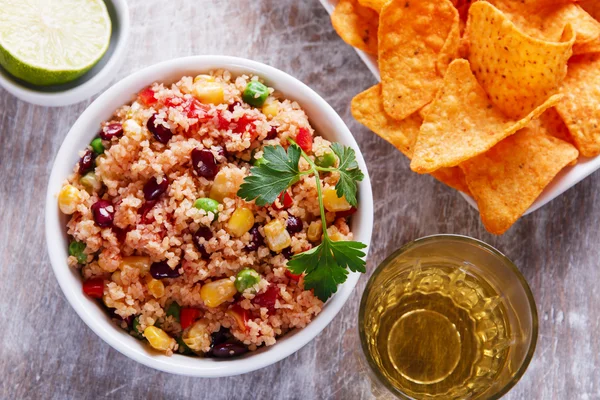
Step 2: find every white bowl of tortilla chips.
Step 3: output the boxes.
[322,0,600,235]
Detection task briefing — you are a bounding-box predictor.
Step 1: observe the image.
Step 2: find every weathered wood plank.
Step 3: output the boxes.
[1,1,599,399]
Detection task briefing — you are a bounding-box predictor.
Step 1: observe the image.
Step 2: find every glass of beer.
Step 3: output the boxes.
[359,235,538,399]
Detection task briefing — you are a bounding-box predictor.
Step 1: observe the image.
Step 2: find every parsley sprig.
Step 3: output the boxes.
[238,140,367,301]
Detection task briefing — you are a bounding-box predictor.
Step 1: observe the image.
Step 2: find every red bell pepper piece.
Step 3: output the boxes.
[180,307,201,330]
[83,278,104,298]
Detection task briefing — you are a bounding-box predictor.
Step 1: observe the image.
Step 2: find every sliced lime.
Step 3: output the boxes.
[0,0,111,86]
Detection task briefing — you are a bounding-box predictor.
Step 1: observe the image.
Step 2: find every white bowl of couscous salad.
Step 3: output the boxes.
[45,56,373,377]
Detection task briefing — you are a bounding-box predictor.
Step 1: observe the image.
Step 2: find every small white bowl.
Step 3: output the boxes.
[319,0,600,216]
[0,0,129,107]
[45,56,374,377]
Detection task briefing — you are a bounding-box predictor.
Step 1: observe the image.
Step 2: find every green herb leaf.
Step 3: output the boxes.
[238,140,368,302]
[330,143,364,207]
[287,238,367,301]
[237,145,302,206]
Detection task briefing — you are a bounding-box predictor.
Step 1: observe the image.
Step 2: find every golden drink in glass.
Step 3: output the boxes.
[359,235,538,399]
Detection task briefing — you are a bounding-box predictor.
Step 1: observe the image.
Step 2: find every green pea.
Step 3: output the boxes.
[235,268,261,293]
[68,241,87,264]
[242,81,269,107]
[90,138,104,155]
[166,301,181,321]
[315,151,337,168]
[131,316,144,339]
[194,198,220,220]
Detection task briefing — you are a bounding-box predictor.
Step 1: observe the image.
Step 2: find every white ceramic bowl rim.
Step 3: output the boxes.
[0,0,130,107]
[45,56,374,377]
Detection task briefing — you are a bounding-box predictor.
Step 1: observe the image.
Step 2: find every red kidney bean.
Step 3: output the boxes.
[191,148,218,180]
[246,224,264,251]
[286,216,302,234]
[100,123,123,140]
[228,101,241,113]
[79,149,95,174]
[211,342,248,358]
[91,200,114,227]
[150,261,182,279]
[193,226,213,258]
[266,126,278,140]
[143,177,169,200]
[147,114,173,144]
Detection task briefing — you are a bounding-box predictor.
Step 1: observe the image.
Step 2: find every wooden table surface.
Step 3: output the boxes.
[1,1,599,399]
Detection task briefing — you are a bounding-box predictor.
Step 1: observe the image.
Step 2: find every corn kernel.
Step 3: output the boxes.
[126,101,142,119]
[226,308,248,332]
[264,219,292,252]
[123,119,144,140]
[307,221,322,242]
[193,81,225,105]
[227,207,255,237]
[193,74,215,83]
[262,100,279,118]
[200,278,237,307]
[323,187,352,212]
[328,226,345,242]
[147,278,165,298]
[120,256,151,275]
[144,326,175,351]
[80,172,102,194]
[102,294,124,309]
[209,170,236,202]
[58,184,82,215]
[183,319,211,352]
[111,270,122,285]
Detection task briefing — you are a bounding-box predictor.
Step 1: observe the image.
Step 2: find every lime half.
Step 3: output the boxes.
[0,0,111,86]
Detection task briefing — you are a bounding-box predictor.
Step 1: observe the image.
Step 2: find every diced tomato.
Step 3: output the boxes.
[336,207,357,219]
[164,97,212,124]
[227,304,250,332]
[253,284,280,313]
[296,128,313,153]
[186,100,211,121]
[273,190,293,210]
[139,87,157,105]
[281,191,293,208]
[216,112,230,130]
[180,307,201,330]
[163,97,180,108]
[285,270,302,282]
[233,115,256,135]
[83,278,104,298]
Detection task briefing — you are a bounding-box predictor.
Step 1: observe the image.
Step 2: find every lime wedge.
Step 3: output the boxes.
[0,0,111,86]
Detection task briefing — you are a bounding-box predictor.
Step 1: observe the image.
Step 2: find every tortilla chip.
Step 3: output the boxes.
[332,0,379,55]
[580,1,600,21]
[351,84,471,194]
[351,84,422,156]
[466,1,575,119]
[437,13,461,76]
[537,107,574,145]
[556,53,600,157]
[430,168,471,195]
[460,128,578,235]
[410,59,562,173]
[488,1,600,46]
[357,0,389,13]
[379,0,458,120]
[574,38,600,55]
